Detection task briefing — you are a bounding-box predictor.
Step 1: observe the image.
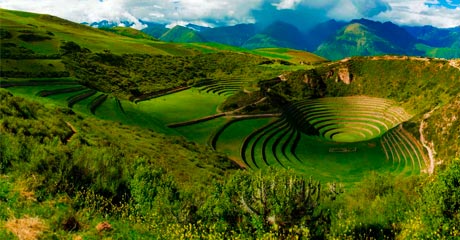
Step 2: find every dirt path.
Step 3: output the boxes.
[228,156,247,169]
[167,113,226,128]
[168,97,270,128]
[419,107,439,174]
[449,60,460,71]
[232,113,282,119]
[133,86,191,103]
[65,121,77,143]
[227,97,268,115]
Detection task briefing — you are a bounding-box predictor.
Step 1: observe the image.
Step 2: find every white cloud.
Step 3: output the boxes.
[374,0,460,27]
[272,0,302,10]
[0,0,263,28]
[325,0,360,20]
[0,0,458,28]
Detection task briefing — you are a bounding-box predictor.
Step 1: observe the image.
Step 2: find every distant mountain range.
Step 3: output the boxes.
[87,19,460,60]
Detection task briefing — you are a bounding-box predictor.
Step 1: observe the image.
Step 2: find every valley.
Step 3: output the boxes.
[1,7,460,240]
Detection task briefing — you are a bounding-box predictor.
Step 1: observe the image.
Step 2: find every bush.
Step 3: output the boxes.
[130,158,182,223]
[199,167,328,238]
[410,158,460,238]
[17,33,51,42]
[0,28,12,39]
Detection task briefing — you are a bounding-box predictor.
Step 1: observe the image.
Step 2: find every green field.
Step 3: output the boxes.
[3,81,427,186]
[216,118,275,159]
[207,96,427,185]
[4,85,228,134]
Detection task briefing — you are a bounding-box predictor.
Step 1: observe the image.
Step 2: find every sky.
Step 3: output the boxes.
[0,0,459,30]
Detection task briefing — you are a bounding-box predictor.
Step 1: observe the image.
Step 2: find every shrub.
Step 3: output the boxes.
[17,33,51,42]
[0,28,12,39]
[199,167,328,238]
[412,158,460,238]
[130,157,181,223]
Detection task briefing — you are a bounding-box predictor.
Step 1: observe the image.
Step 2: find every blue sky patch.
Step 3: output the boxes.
[426,0,460,9]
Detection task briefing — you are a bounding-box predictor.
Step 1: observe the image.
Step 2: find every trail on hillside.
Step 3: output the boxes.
[168,97,270,128]
[65,121,77,143]
[226,97,268,114]
[419,107,439,174]
[449,60,460,71]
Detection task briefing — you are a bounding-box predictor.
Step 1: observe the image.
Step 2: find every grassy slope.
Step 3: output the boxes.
[315,22,416,60]
[182,43,327,64]
[0,88,238,239]
[100,26,157,40]
[5,86,227,134]
[253,48,327,63]
[160,25,205,43]
[0,8,196,56]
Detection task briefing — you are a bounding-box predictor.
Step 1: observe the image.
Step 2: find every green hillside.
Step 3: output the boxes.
[242,21,305,50]
[1,9,460,239]
[200,23,256,46]
[99,26,157,40]
[405,25,460,58]
[314,19,460,60]
[160,25,205,43]
[315,20,420,60]
[141,23,168,38]
[252,48,327,64]
[0,9,197,56]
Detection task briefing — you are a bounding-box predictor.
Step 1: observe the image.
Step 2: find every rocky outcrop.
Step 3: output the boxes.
[336,67,353,84]
[303,74,318,88]
[279,74,288,81]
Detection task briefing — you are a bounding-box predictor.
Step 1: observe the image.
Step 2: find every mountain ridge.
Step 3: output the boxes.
[101,18,460,60]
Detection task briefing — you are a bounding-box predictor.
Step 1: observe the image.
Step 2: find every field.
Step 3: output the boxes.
[208,96,426,184]
[1,80,429,187]
[1,76,428,186]
[3,83,227,134]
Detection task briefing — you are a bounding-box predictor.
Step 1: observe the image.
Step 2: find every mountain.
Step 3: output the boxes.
[159,25,205,43]
[404,25,460,47]
[304,19,347,51]
[200,24,257,46]
[86,19,135,28]
[315,19,421,60]
[85,17,460,60]
[242,21,306,49]
[186,23,211,32]
[141,22,168,38]
[403,25,460,59]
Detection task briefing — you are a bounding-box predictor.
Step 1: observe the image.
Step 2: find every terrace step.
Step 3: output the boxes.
[286,96,413,143]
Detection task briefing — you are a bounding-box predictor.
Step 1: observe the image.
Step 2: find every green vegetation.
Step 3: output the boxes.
[315,21,417,60]
[1,92,459,238]
[62,48,270,100]
[313,19,460,60]
[0,8,205,56]
[253,48,327,64]
[99,26,157,40]
[242,21,305,50]
[1,8,460,239]
[159,25,205,43]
